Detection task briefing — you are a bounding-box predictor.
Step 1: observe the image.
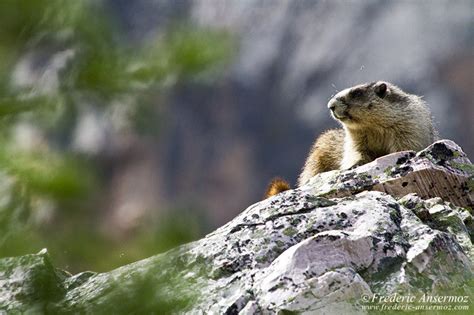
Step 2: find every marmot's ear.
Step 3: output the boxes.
[375,82,388,98]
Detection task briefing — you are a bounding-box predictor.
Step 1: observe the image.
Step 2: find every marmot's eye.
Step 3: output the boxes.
[350,89,363,98]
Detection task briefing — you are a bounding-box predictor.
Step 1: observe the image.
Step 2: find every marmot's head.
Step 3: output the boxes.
[328,81,413,128]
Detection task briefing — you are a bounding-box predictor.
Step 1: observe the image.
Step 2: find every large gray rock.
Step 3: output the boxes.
[0,140,472,313]
[301,139,473,208]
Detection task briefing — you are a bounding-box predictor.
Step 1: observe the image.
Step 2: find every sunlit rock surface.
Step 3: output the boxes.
[0,140,472,313]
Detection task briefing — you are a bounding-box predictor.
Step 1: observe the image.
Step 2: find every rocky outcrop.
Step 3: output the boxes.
[0,140,473,313]
[301,139,473,208]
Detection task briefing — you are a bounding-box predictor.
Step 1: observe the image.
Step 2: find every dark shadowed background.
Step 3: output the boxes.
[0,0,472,272]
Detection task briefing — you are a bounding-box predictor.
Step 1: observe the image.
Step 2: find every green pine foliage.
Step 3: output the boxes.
[0,0,232,274]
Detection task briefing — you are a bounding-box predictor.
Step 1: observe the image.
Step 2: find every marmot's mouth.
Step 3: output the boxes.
[334,111,352,121]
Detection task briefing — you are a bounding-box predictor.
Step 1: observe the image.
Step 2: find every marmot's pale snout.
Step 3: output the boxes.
[265,81,437,198]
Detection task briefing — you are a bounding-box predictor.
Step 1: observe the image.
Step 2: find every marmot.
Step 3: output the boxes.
[265,81,436,197]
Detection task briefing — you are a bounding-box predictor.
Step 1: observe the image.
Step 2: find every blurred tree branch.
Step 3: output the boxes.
[0,0,233,271]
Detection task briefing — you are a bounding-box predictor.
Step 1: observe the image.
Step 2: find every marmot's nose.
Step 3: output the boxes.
[328,96,347,111]
[328,99,337,111]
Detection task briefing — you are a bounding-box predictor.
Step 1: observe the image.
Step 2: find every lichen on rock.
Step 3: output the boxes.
[0,140,473,313]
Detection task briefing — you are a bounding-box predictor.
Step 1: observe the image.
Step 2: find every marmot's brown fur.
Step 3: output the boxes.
[265,81,436,197]
[264,177,291,198]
